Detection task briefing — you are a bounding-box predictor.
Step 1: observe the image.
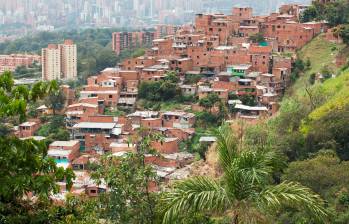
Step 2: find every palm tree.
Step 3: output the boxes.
[161,125,330,223]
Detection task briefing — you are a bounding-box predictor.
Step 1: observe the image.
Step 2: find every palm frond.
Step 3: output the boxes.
[161,176,229,224]
[257,181,331,223]
[213,124,239,173]
[222,149,278,200]
[236,150,277,185]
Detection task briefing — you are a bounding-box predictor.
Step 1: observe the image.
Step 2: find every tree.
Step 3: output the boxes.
[338,24,349,45]
[280,151,349,223]
[269,98,309,161]
[249,32,265,43]
[91,153,158,224]
[36,115,69,141]
[90,129,161,224]
[304,104,349,160]
[161,125,330,224]
[0,71,74,223]
[239,94,256,106]
[45,85,66,115]
[300,5,319,23]
[95,47,117,72]
[138,72,180,102]
[199,93,220,112]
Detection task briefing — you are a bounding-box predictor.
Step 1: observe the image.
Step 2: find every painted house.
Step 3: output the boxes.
[227,64,252,77]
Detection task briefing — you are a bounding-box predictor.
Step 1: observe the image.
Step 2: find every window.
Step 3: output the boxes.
[90,189,97,194]
[109,95,112,98]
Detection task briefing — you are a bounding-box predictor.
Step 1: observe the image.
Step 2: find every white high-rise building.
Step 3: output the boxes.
[59,40,77,80]
[42,44,61,80]
[42,39,77,81]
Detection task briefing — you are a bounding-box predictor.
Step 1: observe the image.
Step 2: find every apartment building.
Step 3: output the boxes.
[42,40,77,81]
[42,44,61,80]
[112,31,155,55]
[0,54,41,73]
[60,40,77,80]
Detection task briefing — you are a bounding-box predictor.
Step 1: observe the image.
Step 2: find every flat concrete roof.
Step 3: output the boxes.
[73,122,117,129]
[50,140,79,147]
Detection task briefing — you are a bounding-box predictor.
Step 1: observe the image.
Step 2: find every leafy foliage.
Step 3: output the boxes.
[281,151,349,224]
[198,93,220,111]
[36,115,69,142]
[300,1,349,27]
[161,125,330,223]
[248,32,266,43]
[89,129,163,224]
[0,71,74,224]
[45,87,66,115]
[138,72,180,102]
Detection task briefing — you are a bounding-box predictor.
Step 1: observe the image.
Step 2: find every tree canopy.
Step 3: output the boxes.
[0,71,74,224]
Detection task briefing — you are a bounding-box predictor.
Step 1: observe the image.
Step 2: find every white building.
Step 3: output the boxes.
[60,40,77,80]
[42,44,61,80]
[42,40,77,81]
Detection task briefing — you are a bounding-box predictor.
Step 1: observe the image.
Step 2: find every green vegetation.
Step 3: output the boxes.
[0,71,74,224]
[301,0,349,27]
[137,71,197,111]
[14,62,41,79]
[104,107,126,116]
[199,93,220,111]
[301,0,349,44]
[248,32,266,43]
[36,115,70,142]
[262,29,349,221]
[288,35,345,97]
[44,87,66,115]
[161,125,329,223]
[282,151,349,223]
[138,72,180,102]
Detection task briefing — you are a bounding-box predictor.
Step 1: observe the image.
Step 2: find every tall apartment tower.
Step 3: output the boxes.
[60,40,77,80]
[42,40,77,81]
[112,32,155,55]
[42,44,61,80]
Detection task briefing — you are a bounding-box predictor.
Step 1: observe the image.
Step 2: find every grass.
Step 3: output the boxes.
[288,34,346,98]
[308,69,349,120]
[159,101,191,111]
[136,99,191,111]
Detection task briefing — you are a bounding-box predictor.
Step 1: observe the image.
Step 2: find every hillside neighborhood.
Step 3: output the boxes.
[8,3,344,199]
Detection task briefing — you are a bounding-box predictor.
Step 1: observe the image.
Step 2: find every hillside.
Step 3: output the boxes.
[270,34,349,223]
[288,34,346,98]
